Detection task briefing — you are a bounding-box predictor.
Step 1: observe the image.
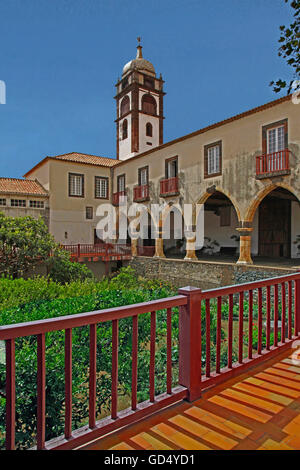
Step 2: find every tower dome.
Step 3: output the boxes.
[122,39,156,77]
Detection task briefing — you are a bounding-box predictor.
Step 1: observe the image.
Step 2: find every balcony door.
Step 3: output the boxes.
[166,157,178,179]
[267,125,285,154]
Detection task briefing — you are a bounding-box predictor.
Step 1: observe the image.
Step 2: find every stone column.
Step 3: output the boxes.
[236,227,253,265]
[131,238,138,257]
[154,237,165,258]
[153,212,165,258]
[184,226,197,260]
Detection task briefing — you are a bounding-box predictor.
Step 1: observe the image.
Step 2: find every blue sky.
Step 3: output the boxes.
[0,0,294,178]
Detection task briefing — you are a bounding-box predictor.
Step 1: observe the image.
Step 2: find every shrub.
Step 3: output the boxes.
[46,248,94,284]
[0,267,226,449]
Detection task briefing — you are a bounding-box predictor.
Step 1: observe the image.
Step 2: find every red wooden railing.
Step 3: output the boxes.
[133,184,149,202]
[1,295,189,450]
[198,272,300,390]
[112,191,126,206]
[1,272,300,450]
[62,243,132,261]
[137,245,155,257]
[160,177,179,196]
[256,149,290,176]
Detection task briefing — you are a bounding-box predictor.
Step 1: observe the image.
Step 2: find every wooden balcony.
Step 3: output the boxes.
[256,149,291,178]
[133,184,149,202]
[86,347,300,450]
[160,177,179,196]
[62,243,132,262]
[112,191,126,206]
[2,272,300,450]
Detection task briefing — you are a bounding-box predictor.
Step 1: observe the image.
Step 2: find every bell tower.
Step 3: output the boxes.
[115,38,165,160]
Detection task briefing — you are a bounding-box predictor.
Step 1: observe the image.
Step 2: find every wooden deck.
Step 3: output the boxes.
[82,348,300,451]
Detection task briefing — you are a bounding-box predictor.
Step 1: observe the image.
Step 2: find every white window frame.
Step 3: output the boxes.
[29,200,44,208]
[95,177,108,199]
[11,199,26,207]
[118,175,125,192]
[69,173,84,197]
[140,168,148,186]
[267,125,285,154]
[207,145,221,175]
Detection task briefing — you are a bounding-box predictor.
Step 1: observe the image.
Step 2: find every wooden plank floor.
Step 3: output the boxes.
[82,349,300,451]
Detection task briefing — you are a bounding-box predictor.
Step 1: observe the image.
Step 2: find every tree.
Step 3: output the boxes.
[0,212,55,278]
[270,0,300,93]
[0,213,93,282]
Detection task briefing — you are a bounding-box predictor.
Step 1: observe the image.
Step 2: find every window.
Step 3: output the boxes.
[120,95,130,116]
[262,119,288,155]
[95,176,108,199]
[117,174,126,192]
[141,94,157,115]
[165,156,178,179]
[267,126,285,153]
[121,77,128,90]
[29,200,44,208]
[144,77,154,89]
[0,198,6,206]
[138,166,149,186]
[69,173,84,197]
[86,207,93,220]
[146,122,153,137]
[11,199,26,207]
[122,119,128,140]
[204,141,222,177]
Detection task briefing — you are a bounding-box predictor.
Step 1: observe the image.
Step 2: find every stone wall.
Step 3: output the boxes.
[130,256,300,290]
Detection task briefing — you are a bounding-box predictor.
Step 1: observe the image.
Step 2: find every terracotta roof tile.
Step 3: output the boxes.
[0,178,48,196]
[53,152,118,167]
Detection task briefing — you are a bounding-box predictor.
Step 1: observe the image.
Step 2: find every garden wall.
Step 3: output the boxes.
[130,257,300,290]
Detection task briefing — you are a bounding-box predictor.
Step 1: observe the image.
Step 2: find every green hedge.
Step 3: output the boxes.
[0,267,227,449]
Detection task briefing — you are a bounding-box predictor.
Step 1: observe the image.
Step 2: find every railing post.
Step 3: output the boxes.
[77,244,80,258]
[178,286,202,402]
[295,277,300,336]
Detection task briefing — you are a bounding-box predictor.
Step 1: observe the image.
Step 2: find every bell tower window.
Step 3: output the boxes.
[120,95,130,116]
[141,94,157,115]
[146,122,153,137]
[122,119,128,140]
[144,77,154,89]
[121,77,128,90]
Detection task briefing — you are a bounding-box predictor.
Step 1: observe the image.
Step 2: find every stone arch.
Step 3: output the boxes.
[128,204,157,243]
[141,94,157,115]
[245,182,300,223]
[197,187,242,222]
[160,202,186,258]
[122,119,128,140]
[120,95,130,116]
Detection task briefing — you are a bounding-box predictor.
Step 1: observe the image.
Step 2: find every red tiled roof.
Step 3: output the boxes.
[53,152,118,167]
[0,178,48,196]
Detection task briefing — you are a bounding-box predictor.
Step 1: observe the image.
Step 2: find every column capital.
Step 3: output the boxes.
[236,227,253,236]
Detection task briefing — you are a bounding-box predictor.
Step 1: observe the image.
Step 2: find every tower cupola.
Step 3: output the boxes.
[115,38,165,160]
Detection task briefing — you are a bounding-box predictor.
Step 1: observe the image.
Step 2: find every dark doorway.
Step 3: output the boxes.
[258,190,292,258]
